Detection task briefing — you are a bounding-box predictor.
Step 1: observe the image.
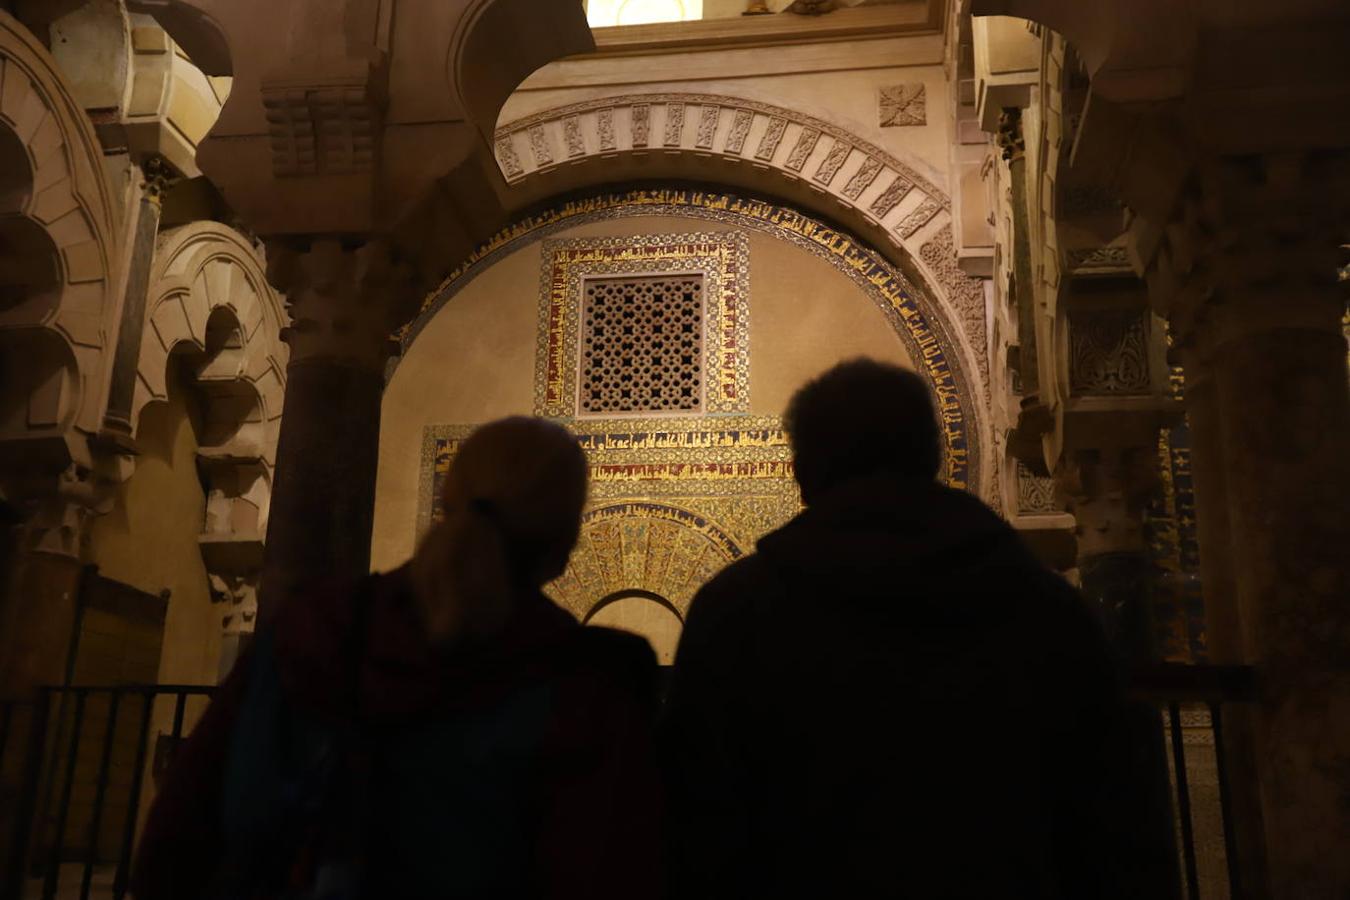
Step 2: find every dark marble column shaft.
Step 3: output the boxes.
[102,160,170,436]
[1182,367,1270,893]
[1211,323,1350,896]
[256,239,416,618]
[257,360,384,612]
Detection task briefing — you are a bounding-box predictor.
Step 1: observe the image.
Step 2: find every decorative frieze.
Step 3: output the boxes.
[842,157,883,200]
[598,108,616,151]
[869,176,913,218]
[420,417,799,621]
[664,102,685,147]
[563,116,585,158]
[1069,308,1151,394]
[1016,461,1061,514]
[755,116,788,161]
[919,228,989,388]
[896,197,942,238]
[631,104,651,147]
[724,108,754,155]
[495,134,523,178]
[813,139,850,185]
[785,126,820,172]
[695,105,719,150]
[527,124,553,167]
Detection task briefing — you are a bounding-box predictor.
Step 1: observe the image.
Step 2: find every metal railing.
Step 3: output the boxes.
[1128,663,1257,900]
[0,685,213,900]
[1,665,1256,900]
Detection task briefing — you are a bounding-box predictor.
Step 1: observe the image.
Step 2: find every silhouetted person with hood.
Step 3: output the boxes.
[133,417,662,900]
[663,359,1165,899]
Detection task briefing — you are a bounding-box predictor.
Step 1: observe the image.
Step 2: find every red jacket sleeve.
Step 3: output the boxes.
[129,652,251,900]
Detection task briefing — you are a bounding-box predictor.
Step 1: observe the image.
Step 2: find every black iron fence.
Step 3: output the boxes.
[1,666,1255,900]
[1128,663,1258,900]
[0,685,212,900]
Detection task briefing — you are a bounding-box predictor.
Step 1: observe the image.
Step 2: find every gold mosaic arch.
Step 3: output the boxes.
[550,501,746,621]
[399,189,983,497]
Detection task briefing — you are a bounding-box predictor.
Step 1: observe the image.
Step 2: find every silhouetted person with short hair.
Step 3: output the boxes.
[134,417,663,899]
[663,358,1164,899]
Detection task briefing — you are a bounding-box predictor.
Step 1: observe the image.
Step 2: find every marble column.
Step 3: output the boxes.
[257,239,417,616]
[1152,152,1350,897]
[101,158,173,438]
[1057,435,1183,897]
[1179,353,1271,893]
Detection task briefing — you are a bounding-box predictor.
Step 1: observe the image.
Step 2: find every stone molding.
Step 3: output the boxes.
[497,92,948,214]
[0,10,120,440]
[135,222,288,467]
[492,93,988,395]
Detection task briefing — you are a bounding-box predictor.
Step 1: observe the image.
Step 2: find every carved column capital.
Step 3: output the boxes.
[1054,442,1160,558]
[140,154,177,207]
[996,107,1025,163]
[266,238,420,372]
[7,445,130,559]
[1144,150,1350,360]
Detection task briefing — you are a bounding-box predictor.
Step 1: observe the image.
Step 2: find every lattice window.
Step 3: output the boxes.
[580,274,705,415]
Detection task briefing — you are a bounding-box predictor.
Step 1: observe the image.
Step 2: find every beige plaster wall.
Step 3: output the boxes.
[372,211,914,573]
[88,362,217,687]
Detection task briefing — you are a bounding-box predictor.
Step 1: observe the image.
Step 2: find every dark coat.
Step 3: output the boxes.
[133,565,663,900]
[662,475,1159,899]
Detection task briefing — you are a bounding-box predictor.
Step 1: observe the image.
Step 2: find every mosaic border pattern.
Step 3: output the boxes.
[534,233,751,417]
[418,417,800,619]
[397,189,980,494]
[417,416,798,540]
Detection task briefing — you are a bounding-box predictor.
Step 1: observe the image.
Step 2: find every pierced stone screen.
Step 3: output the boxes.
[580,274,705,415]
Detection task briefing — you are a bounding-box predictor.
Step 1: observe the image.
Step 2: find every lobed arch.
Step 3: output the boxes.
[135,221,288,472]
[0,9,120,440]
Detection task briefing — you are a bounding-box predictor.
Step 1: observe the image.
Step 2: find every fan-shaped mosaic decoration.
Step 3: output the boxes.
[547,502,742,620]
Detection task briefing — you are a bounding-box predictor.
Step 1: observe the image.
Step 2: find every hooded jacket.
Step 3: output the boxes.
[663,474,1155,899]
[133,565,663,900]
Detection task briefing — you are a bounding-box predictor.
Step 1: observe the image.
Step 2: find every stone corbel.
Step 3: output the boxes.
[1,433,133,559]
[198,457,267,678]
